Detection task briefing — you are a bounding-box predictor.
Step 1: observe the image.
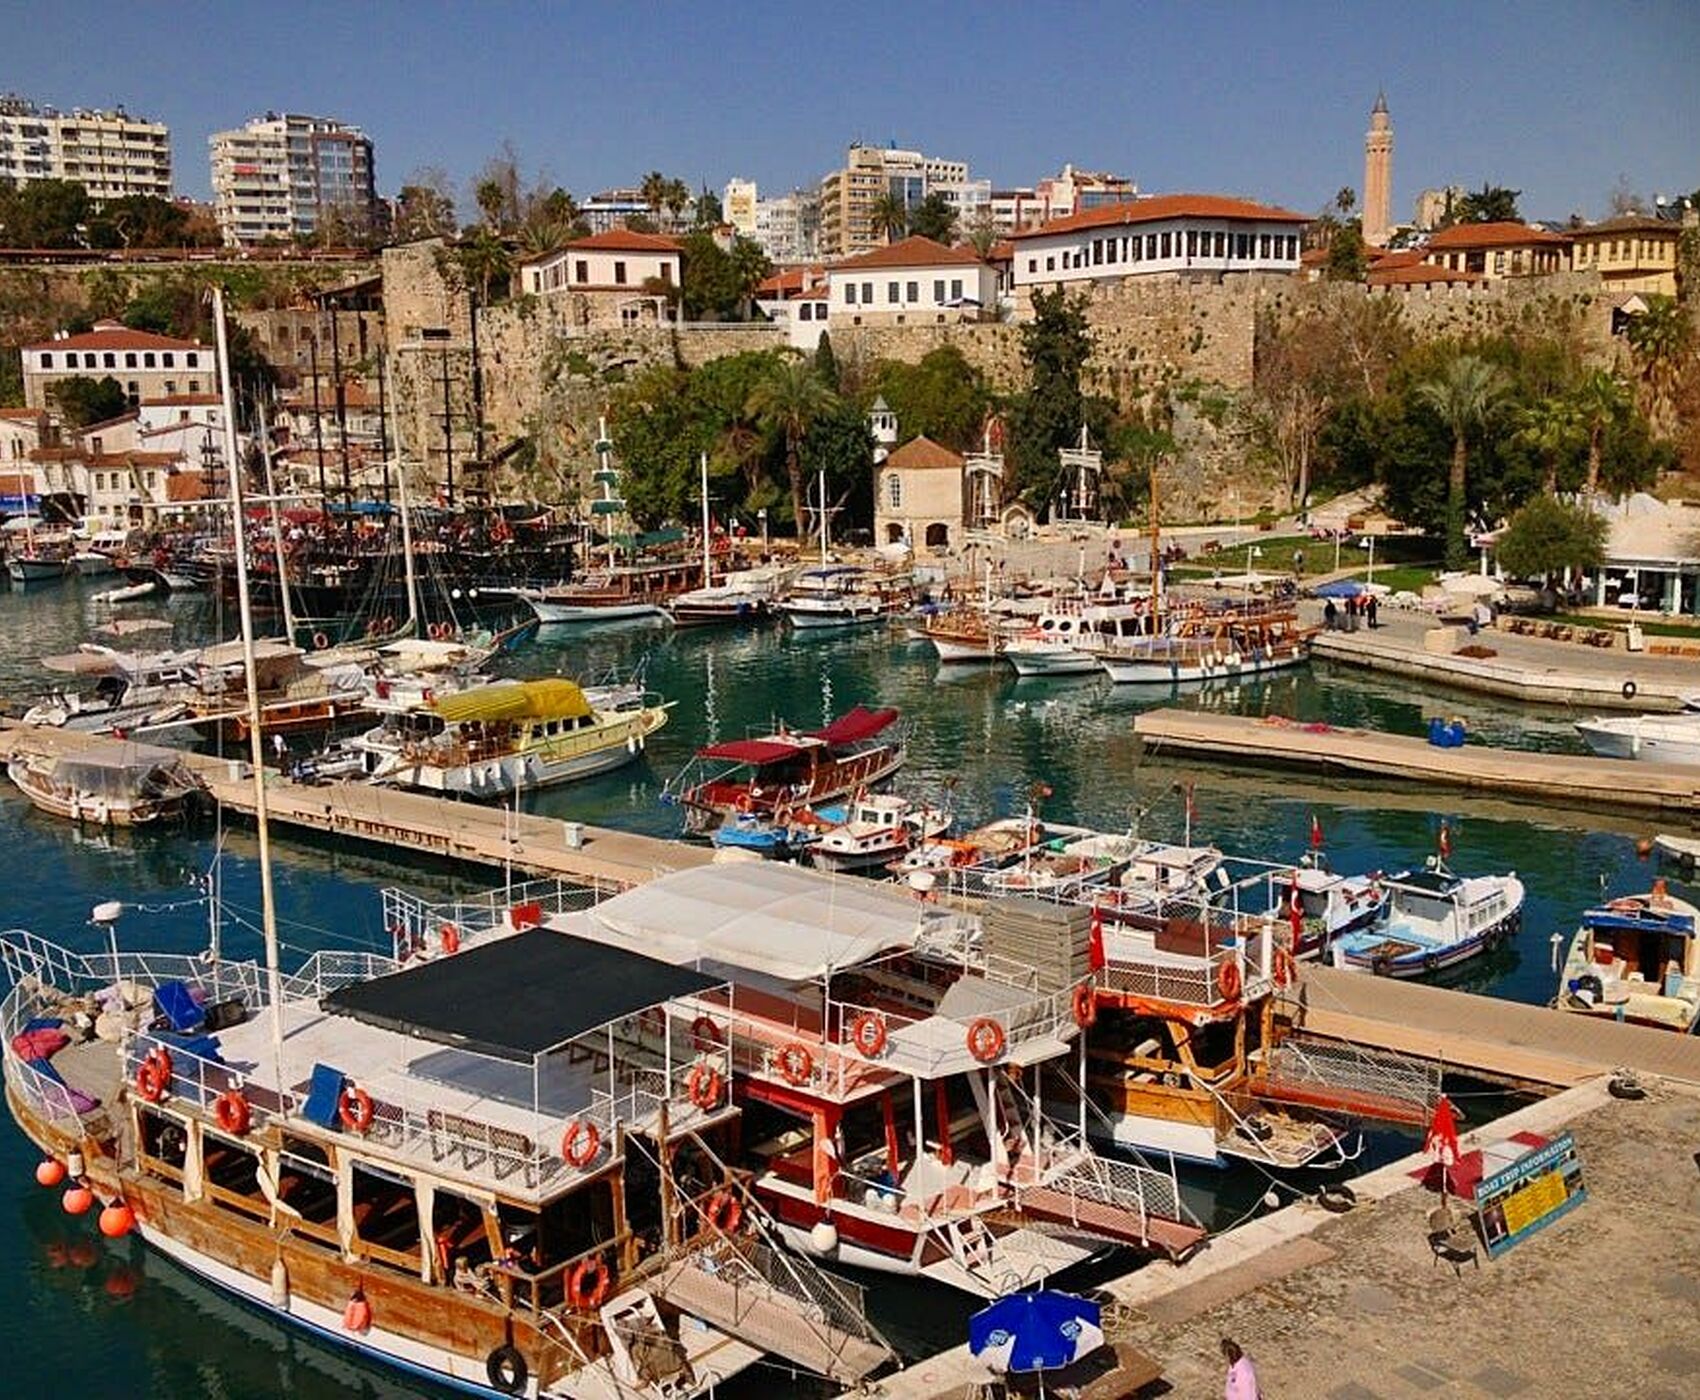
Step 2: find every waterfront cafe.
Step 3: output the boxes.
[1588,493,1700,617]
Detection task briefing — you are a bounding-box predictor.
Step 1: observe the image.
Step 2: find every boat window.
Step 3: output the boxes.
[138,1107,187,1177]
[1396,893,1455,924]
[203,1134,264,1211]
[278,1136,339,1234]
[351,1161,422,1271]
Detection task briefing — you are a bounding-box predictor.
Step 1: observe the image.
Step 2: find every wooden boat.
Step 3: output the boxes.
[1098,607,1314,685]
[664,705,906,836]
[5,739,200,826]
[1003,601,1156,676]
[6,553,69,583]
[779,567,908,629]
[1331,861,1524,978]
[667,565,790,627]
[1555,881,1700,1032]
[805,794,953,873]
[516,558,703,625]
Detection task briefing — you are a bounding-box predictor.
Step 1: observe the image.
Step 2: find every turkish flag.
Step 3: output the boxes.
[1438,822,1452,858]
[1424,1094,1461,1168]
[1088,906,1106,971]
[1310,813,1324,849]
[1288,874,1304,941]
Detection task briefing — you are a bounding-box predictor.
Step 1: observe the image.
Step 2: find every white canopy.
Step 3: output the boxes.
[553,862,924,985]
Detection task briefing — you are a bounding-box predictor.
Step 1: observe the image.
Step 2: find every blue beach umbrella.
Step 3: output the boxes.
[1312,579,1369,599]
[969,1290,1104,1377]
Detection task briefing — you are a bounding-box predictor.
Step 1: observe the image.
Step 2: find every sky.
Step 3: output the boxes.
[7,0,1699,224]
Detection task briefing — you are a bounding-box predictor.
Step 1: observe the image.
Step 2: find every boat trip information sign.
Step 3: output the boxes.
[1474,1132,1586,1259]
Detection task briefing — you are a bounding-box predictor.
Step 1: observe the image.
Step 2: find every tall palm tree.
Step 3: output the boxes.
[1624,295,1692,436]
[516,217,574,259]
[869,191,909,244]
[639,170,669,217]
[1570,369,1629,496]
[1416,354,1508,569]
[746,357,839,534]
[662,179,691,230]
[1514,395,1582,493]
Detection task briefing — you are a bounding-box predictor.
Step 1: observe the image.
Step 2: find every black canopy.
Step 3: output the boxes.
[322,929,720,1064]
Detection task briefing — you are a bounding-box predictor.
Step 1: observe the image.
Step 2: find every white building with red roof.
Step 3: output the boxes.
[826,236,998,328]
[517,229,684,325]
[1010,194,1308,292]
[21,321,216,412]
[1422,221,1570,281]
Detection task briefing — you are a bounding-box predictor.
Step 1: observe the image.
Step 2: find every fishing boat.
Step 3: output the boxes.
[1098,607,1313,685]
[6,552,68,583]
[667,564,789,627]
[1574,710,1700,766]
[70,530,130,577]
[1555,881,1700,1032]
[5,739,201,826]
[779,566,906,629]
[709,808,828,860]
[1330,860,1524,978]
[806,793,953,874]
[367,677,669,798]
[664,705,906,835]
[1262,856,1389,961]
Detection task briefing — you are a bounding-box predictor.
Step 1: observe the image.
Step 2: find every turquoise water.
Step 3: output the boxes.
[0,577,1676,1392]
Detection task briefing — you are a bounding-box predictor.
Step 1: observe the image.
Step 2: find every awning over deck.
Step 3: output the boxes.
[809,705,899,746]
[321,929,722,1063]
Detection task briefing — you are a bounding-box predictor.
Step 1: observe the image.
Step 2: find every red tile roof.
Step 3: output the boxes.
[0,472,34,494]
[756,265,825,296]
[831,236,987,272]
[165,472,212,502]
[883,435,964,472]
[564,228,684,254]
[1368,262,1482,287]
[1424,221,1569,251]
[24,321,204,354]
[0,408,43,422]
[1572,214,1679,238]
[141,394,223,407]
[1012,193,1310,240]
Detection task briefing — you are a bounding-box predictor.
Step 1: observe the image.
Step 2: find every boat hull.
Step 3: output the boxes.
[1576,717,1700,766]
[1004,647,1100,676]
[1339,905,1521,977]
[782,606,891,629]
[929,634,1002,663]
[527,598,668,624]
[1100,647,1308,685]
[6,557,67,583]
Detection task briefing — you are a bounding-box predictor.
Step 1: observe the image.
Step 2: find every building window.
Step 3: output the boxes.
[950,278,963,300]
[1160,232,1172,258]
[91,437,102,456]
[1131,237,1142,263]
[125,352,137,368]
[906,281,918,302]
[143,353,156,367]
[162,353,175,367]
[887,282,899,304]
[1091,239,1103,265]
[1215,231,1227,257]
[39,353,51,369]
[1027,258,1037,274]
[103,352,116,368]
[658,264,672,284]
[933,279,945,302]
[613,261,627,285]
[887,473,902,509]
[1186,231,1198,258]
[862,282,873,302]
[575,260,589,282]
[845,283,856,305]
[188,379,199,392]
[1045,256,1055,271]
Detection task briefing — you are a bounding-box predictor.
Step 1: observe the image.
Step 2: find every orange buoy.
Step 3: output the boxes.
[342,1286,373,1332]
[98,1203,135,1239]
[567,1257,612,1310]
[62,1186,94,1216]
[1217,959,1242,1001]
[1070,982,1097,1029]
[1273,947,1298,989]
[339,1084,376,1134]
[704,1190,742,1235]
[440,922,461,955]
[35,1159,66,1187]
[215,1089,252,1137]
[560,1118,602,1168]
[776,1042,814,1086]
[849,1011,888,1058]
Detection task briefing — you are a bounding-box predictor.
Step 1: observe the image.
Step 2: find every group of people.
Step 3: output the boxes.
[1322,591,1377,631]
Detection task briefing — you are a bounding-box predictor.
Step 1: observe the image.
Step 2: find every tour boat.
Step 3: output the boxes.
[515,558,704,625]
[1098,608,1314,685]
[1263,857,1390,961]
[71,531,129,577]
[779,567,907,629]
[1002,601,1155,677]
[667,564,790,627]
[5,739,200,826]
[1555,881,1700,1033]
[366,677,670,799]
[664,705,906,835]
[1330,861,1524,978]
[805,793,954,874]
[1574,711,1700,766]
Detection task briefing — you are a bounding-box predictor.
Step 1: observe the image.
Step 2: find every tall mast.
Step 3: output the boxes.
[256,395,296,643]
[397,441,419,635]
[699,451,712,586]
[212,286,286,1089]
[817,468,829,566]
[1148,456,1162,616]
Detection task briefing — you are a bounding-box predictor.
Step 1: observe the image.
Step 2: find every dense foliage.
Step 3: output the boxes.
[1494,495,1608,580]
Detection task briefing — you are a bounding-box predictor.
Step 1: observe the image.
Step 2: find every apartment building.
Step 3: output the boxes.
[21,322,216,411]
[209,112,377,245]
[818,143,972,257]
[723,178,758,236]
[0,94,171,204]
[754,189,821,263]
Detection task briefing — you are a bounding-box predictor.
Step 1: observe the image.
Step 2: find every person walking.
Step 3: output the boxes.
[1222,1337,1261,1399]
[1323,599,1338,631]
[1366,592,1379,629]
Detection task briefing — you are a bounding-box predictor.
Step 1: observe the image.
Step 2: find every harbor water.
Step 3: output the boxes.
[0,578,1670,1394]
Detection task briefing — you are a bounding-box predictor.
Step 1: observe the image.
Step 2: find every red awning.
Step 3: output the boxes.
[810,706,899,746]
[696,737,807,765]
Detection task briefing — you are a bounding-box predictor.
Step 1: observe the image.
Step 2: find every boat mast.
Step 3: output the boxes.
[256,396,296,643]
[397,442,419,635]
[699,451,712,587]
[1148,456,1163,621]
[212,287,287,1086]
[817,468,829,566]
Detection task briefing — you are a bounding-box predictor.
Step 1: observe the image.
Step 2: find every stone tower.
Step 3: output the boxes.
[1362,91,1394,248]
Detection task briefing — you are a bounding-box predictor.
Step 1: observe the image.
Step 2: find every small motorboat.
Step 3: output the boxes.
[6,739,201,826]
[1331,860,1523,977]
[1555,881,1700,1033]
[1574,710,1700,766]
[806,794,952,874]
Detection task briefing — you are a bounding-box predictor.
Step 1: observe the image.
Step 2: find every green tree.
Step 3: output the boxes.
[694,188,724,227]
[452,229,513,304]
[1624,294,1693,436]
[640,172,669,217]
[747,356,838,532]
[963,211,999,258]
[908,192,958,244]
[1513,394,1583,492]
[475,179,507,232]
[1415,354,1509,567]
[1324,221,1368,281]
[1570,369,1630,494]
[869,345,993,452]
[662,179,691,229]
[1493,495,1607,581]
[1451,184,1522,225]
[1334,187,1357,217]
[869,191,909,243]
[1004,288,1113,511]
[0,179,90,247]
[87,195,194,249]
[813,330,840,390]
[394,174,458,241]
[680,231,769,320]
[48,375,128,427]
[798,401,876,536]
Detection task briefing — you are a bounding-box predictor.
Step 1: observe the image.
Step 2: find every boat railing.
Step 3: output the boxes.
[1,931,269,1008]
[1096,908,1277,1009]
[0,982,97,1126]
[1018,1123,1199,1234]
[380,877,614,961]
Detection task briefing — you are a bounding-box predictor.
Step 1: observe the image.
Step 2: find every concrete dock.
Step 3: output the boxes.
[1133,708,1700,818]
[0,720,709,888]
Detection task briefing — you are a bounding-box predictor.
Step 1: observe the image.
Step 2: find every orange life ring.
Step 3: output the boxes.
[776,1042,813,1086]
[567,1256,612,1310]
[704,1189,742,1234]
[560,1118,601,1168]
[135,1048,171,1103]
[687,1062,723,1110]
[214,1089,252,1136]
[1071,982,1097,1030]
[966,1017,1006,1063]
[313,631,330,651]
[691,1015,723,1052]
[1217,959,1242,1001]
[440,922,461,955]
[1273,947,1297,988]
[339,1084,376,1134]
[850,1011,888,1058]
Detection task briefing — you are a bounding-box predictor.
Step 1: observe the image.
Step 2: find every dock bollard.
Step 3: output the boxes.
[563,821,584,851]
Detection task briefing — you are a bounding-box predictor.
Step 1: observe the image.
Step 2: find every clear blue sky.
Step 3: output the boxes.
[9,0,1698,222]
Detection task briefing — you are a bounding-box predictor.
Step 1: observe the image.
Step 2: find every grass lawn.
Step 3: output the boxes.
[1547,612,1700,639]
[1170,532,1439,581]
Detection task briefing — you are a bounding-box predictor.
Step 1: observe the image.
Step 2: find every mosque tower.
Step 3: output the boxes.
[1362,91,1394,247]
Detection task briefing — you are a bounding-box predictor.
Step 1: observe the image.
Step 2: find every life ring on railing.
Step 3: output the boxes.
[690,1014,723,1052]
[313,631,330,651]
[135,1048,172,1103]
[1216,959,1242,1001]
[491,521,513,544]
[776,1042,813,1086]
[1071,982,1097,1030]
[338,1084,375,1134]
[966,1017,1006,1064]
[849,1011,888,1058]
[214,1089,252,1136]
[566,1256,612,1310]
[560,1118,602,1168]
[365,618,380,638]
[1273,947,1297,989]
[379,615,395,635]
[704,1189,742,1234]
[687,1062,723,1110]
[439,922,461,955]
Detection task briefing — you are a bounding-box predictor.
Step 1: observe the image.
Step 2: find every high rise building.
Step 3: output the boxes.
[817,143,970,257]
[0,94,171,204]
[753,189,820,264]
[1362,93,1393,247]
[209,112,377,246]
[723,178,758,236]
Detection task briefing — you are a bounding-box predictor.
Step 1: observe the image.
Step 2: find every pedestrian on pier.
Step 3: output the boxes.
[1323,599,1338,631]
[1222,1337,1261,1399]
[1366,593,1379,629]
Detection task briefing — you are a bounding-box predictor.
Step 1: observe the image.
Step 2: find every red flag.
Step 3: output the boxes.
[1288,873,1304,941]
[1309,813,1324,850]
[1088,905,1106,971]
[1424,1094,1460,1167]
[1438,822,1452,858]
[1184,782,1197,825]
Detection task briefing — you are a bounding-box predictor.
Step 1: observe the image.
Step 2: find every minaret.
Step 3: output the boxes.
[1363,91,1394,247]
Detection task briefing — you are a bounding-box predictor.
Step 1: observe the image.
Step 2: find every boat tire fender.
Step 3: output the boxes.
[1316,1182,1357,1214]
[487,1344,528,1395]
[1423,953,1440,974]
[1608,1072,1648,1101]
[313,631,330,651]
[1573,973,1604,1005]
[1371,954,1393,978]
[1622,680,1637,700]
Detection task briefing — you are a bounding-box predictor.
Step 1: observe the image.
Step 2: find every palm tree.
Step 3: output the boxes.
[746,357,839,534]
[1416,354,1508,568]
[1515,395,1581,493]
[662,179,691,230]
[1570,369,1629,496]
[1624,295,1692,436]
[869,191,909,244]
[516,218,574,259]
[455,229,512,305]
[475,178,507,232]
[639,171,669,217]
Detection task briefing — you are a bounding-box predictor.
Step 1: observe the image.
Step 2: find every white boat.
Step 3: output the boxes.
[1555,882,1700,1032]
[668,564,789,626]
[5,739,200,826]
[6,554,68,583]
[1099,608,1313,685]
[70,551,116,576]
[1002,601,1154,676]
[779,566,904,629]
[805,793,953,873]
[1264,859,1389,961]
[97,579,158,604]
[1575,711,1700,766]
[1331,862,1524,977]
